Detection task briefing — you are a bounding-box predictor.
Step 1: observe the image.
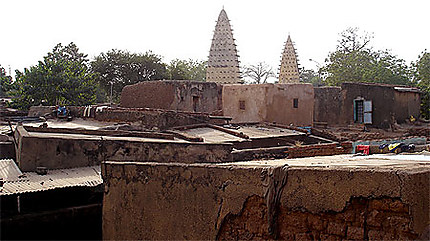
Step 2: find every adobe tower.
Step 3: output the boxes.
[278,35,300,83]
[206,9,241,83]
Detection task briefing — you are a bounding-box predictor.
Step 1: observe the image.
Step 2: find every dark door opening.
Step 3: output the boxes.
[192,96,199,112]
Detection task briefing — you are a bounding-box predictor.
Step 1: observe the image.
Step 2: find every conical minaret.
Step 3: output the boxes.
[206,9,241,83]
[278,35,300,83]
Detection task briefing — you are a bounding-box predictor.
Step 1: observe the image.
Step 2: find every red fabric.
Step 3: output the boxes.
[356,145,370,155]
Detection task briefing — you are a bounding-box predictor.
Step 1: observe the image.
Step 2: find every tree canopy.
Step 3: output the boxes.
[299,68,321,86]
[0,65,13,97]
[91,49,168,102]
[167,59,206,81]
[412,51,430,119]
[9,43,98,109]
[322,27,411,86]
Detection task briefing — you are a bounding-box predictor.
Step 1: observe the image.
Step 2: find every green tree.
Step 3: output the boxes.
[167,59,206,81]
[9,43,97,109]
[412,51,430,119]
[242,62,275,84]
[91,50,168,102]
[299,68,321,86]
[322,27,411,86]
[0,65,13,97]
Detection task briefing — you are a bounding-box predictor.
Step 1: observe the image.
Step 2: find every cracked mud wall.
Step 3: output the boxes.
[102,162,429,240]
[217,195,419,240]
[102,163,266,240]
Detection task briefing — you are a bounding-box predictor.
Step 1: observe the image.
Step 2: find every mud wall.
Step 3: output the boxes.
[222,84,314,126]
[394,90,421,123]
[14,126,232,172]
[120,80,221,113]
[101,162,429,240]
[313,87,342,125]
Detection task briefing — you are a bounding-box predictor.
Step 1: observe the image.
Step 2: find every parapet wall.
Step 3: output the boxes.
[102,160,429,240]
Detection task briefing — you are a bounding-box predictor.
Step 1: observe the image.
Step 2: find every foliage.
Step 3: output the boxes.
[299,68,321,86]
[322,27,411,86]
[9,43,97,110]
[0,65,13,97]
[91,50,168,102]
[167,59,206,81]
[411,51,430,119]
[242,62,275,84]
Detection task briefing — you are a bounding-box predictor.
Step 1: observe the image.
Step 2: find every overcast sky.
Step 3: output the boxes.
[1,0,429,82]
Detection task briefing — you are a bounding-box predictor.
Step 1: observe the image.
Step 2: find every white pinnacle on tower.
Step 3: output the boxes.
[278,35,300,83]
[206,9,241,83]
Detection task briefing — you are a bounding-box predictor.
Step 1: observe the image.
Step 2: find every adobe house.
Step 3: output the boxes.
[314,82,421,128]
[120,81,314,127]
[222,83,314,126]
[120,80,222,114]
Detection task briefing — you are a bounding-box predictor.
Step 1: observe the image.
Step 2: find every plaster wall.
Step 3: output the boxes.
[222,84,267,123]
[266,84,314,126]
[222,84,314,126]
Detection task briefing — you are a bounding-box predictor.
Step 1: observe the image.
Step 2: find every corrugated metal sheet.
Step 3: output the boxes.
[0,159,23,180]
[0,165,102,196]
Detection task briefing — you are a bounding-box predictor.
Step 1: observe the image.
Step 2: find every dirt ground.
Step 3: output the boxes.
[312,122,430,142]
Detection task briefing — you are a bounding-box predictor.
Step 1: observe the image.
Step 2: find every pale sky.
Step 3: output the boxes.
[1,0,429,82]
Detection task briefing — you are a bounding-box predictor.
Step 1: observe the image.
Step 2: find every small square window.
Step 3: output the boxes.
[293,98,299,108]
[239,100,246,110]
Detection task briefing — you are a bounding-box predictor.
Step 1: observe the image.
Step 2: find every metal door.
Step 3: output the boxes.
[363,100,372,124]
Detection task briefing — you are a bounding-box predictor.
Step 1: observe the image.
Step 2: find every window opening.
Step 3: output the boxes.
[293,98,299,108]
[239,100,246,110]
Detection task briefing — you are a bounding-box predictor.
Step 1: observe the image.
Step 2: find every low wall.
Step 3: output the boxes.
[94,108,212,130]
[102,160,429,240]
[28,106,85,118]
